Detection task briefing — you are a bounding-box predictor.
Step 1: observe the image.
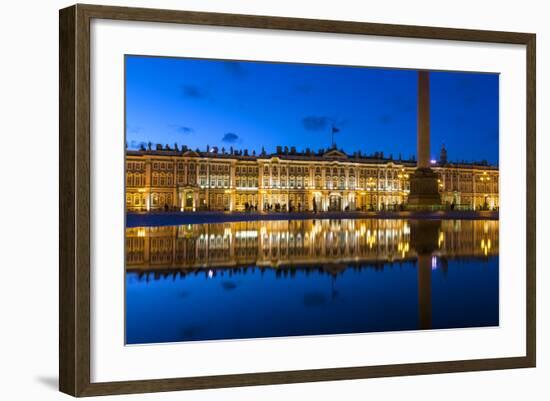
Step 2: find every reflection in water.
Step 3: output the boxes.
[126,219,498,269]
[125,219,499,344]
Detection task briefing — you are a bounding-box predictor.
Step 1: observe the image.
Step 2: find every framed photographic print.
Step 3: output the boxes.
[59,4,536,397]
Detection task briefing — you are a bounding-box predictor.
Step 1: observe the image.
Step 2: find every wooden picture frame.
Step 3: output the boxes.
[59,3,536,397]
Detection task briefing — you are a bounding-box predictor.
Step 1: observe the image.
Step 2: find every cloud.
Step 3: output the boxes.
[302,115,331,132]
[222,132,239,143]
[221,281,238,290]
[168,124,194,134]
[378,114,393,125]
[223,62,248,79]
[176,125,194,134]
[181,84,208,99]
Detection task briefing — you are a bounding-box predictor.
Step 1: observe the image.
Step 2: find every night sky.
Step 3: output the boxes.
[125,55,499,165]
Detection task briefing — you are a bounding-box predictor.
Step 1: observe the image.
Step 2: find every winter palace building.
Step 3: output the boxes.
[125,144,499,212]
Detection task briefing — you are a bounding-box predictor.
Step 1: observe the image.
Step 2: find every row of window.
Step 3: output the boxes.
[125,192,174,207]
[126,173,145,187]
[127,172,497,191]
[132,158,496,175]
[236,177,258,188]
[200,163,230,173]
[237,166,258,175]
[151,173,173,186]
[127,162,145,171]
[152,161,174,171]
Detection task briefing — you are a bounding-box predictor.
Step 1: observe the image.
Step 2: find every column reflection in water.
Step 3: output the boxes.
[125,218,499,344]
[410,220,441,330]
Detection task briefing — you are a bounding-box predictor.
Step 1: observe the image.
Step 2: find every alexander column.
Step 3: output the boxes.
[407,70,441,208]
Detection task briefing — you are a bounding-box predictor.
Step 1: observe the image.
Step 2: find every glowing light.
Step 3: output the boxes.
[430,159,437,164]
[235,230,258,239]
[398,241,410,258]
[208,270,214,278]
[432,256,438,269]
[480,238,492,256]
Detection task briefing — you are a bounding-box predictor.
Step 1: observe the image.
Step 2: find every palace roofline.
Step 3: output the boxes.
[125,148,498,169]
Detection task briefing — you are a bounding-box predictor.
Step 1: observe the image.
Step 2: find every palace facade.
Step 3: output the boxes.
[125,145,499,212]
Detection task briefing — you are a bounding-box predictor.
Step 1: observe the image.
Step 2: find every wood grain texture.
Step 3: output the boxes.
[59,5,76,396]
[59,3,536,397]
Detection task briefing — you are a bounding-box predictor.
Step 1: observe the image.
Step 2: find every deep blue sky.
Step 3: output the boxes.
[126,55,499,165]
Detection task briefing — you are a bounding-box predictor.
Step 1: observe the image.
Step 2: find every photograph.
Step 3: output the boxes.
[124,55,500,345]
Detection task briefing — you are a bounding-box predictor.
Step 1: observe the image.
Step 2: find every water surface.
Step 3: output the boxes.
[125,219,498,344]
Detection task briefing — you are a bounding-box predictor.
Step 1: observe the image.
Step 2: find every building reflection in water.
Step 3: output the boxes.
[126,218,499,341]
[126,219,498,271]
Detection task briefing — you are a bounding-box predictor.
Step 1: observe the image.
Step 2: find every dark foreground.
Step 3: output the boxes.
[127,210,498,227]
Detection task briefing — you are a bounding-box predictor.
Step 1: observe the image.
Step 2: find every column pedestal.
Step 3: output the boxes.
[407,168,441,208]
